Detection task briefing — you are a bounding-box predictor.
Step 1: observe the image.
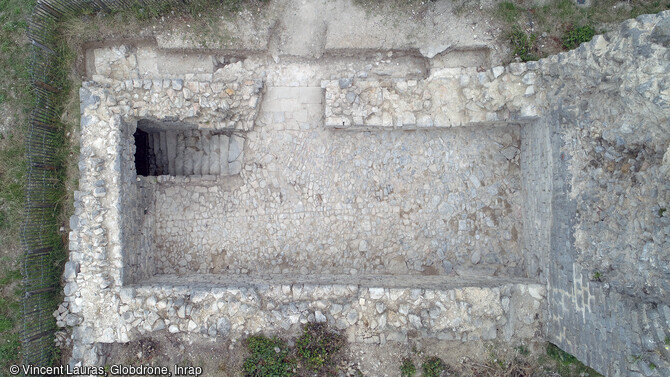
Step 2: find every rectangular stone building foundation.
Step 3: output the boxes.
[63,11,670,375]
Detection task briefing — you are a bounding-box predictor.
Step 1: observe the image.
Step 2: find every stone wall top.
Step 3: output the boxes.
[82,77,263,131]
[322,64,541,130]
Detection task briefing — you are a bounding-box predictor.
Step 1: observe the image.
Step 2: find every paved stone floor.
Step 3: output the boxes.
[151,86,524,277]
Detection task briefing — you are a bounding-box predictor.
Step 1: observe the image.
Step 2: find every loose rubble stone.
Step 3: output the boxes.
[338,78,353,89]
[650,16,670,46]
[63,261,79,280]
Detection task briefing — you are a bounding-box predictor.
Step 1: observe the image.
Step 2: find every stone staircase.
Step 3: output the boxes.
[137,129,244,177]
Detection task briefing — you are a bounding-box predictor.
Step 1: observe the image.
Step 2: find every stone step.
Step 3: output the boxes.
[146,130,154,172]
[146,129,154,152]
[219,134,229,175]
[151,132,161,175]
[175,132,184,176]
[193,131,203,176]
[160,131,169,175]
[165,131,177,176]
[209,134,220,175]
[201,132,211,176]
[183,130,195,176]
[140,129,244,177]
[228,134,244,175]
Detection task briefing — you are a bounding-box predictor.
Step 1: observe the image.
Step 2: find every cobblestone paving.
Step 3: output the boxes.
[152,87,523,276]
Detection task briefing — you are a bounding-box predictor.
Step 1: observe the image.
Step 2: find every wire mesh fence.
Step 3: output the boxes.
[23,1,65,362]
[22,0,207,369]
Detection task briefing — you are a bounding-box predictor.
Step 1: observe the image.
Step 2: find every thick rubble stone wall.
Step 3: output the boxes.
[541,12,670,377]
[117,279,544,345]
[88,45,264,131]
[90,77,262,131]
[322,64,541,130]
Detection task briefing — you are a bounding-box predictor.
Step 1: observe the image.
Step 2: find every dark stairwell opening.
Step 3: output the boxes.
[134,127,152,176]
[133,120,244,177]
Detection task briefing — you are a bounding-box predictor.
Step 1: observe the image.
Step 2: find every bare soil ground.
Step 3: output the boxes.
[103,330,550,377]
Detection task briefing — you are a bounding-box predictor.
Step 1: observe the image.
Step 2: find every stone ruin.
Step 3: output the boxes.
[59,11,670,376]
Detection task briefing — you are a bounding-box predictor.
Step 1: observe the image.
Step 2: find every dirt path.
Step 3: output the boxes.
[104,330,544,377]
[154,0,506,66]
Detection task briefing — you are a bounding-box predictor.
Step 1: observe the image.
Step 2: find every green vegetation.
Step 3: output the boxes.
[400,358,416,377]
[0,260,22,374]
[546,343,604,377]
[0,0,36,371]
[514,344,530,357]
[628,354,660,372]
[510,25,539,62]
[256,334,617,377]
[0,292,21,374]
[242,335,296,377]
[0,0,32,258]
[0,267,20,288]
[591,270,603,282]
[547,343,580,364]
[428,342,604,377]
[497,1,521,23]
[126,0,251,21]
[421,357,446,377]
[659,207,667,217]
[493,0,670,61]
[562,25,596,50]
[242,323,346,376]
[295,322,344,372]
[470,343,534,376]
[129,0,174,21]
[1,0,100,369]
